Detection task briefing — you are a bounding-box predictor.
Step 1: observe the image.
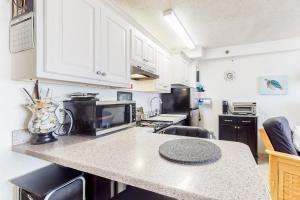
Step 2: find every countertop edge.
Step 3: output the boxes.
[11,145,212,200]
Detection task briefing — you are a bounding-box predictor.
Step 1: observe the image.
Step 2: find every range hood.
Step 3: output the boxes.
[130,66,159,80]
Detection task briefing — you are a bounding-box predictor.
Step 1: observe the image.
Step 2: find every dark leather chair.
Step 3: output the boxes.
[162,125,215,139]
[263,116,298,155]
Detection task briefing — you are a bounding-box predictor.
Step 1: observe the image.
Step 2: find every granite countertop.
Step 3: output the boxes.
[145,114,187,124]
[12,127,270,200]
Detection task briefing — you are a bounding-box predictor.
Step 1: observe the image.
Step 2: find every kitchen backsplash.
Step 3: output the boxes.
[32,82,161,113]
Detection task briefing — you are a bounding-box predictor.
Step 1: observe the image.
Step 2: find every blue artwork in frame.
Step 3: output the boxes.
[258,75,288,95]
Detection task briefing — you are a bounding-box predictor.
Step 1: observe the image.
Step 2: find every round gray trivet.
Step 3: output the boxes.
[159,139,221,165]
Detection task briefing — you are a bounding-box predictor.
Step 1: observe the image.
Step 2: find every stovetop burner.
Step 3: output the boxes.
[139,120,172,133]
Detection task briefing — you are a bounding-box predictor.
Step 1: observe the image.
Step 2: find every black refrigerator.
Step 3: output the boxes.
[161,85,200,126]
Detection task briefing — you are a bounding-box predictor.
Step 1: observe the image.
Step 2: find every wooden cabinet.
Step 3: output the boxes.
[219,124,236,141]
[219,115,258,160]
[130,30,156,69]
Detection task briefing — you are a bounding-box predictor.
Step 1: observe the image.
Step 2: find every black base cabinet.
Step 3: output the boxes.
[219,115,258,161]
[84,173,112,200]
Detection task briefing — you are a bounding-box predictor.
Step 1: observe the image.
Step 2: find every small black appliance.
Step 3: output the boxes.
[222,100,229,114]
[63,100,136,136]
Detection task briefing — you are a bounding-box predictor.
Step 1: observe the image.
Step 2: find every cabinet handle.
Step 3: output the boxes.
[224,120,232,122]
[237,126,240,129]
[143,58,149,62]
[242,120,251,123]
[101,72,106,76]
[96,71,102,75]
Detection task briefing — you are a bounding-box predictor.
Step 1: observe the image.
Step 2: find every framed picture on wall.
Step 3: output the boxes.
[258,75,288,95]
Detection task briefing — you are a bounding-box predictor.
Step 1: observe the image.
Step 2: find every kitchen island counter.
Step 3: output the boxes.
[12,127,270,200]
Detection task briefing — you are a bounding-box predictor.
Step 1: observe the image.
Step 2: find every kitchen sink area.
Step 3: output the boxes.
[145,114,187,124]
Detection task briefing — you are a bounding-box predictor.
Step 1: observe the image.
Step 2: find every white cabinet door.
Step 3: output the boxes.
[143,41,156,68]
[162,56,171,91]
[188,63,197,87]
[171,55,191,86]
[131,30,156,69]
[100,7,130,84]
[156,50,165,90]
[172,56,184,84]
[131,31,144,64]
[156,50,171,92]
[183,61,190,85]
[44,0,100,80]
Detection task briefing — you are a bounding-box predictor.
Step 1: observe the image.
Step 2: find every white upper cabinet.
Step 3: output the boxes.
[163,57,172,90]
[143,41,156,68]
[29,0,130,87]
[44,0,100,80]
[100,7,130,84]
[130,30,156,69]
[183,61,190,85]
[156,49,171,92]
[188,63,197,88]
[13,0,172,88]
[171,55,192,86]
[131,32,144,64]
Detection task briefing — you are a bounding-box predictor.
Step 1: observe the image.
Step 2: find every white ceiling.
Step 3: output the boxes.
[112,0,300,50]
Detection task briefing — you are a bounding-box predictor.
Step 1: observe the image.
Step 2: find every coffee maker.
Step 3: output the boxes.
[222,100,229,114]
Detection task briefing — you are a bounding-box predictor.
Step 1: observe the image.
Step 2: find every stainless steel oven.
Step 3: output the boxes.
[64,100,136,136]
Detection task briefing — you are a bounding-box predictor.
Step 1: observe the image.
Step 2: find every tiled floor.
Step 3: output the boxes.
[257,156,269,188]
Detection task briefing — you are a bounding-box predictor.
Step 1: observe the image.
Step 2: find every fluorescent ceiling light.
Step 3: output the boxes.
[164,9,196,49]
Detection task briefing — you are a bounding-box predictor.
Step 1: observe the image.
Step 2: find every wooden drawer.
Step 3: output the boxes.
[238,117,256,126]
[219,116,237,125]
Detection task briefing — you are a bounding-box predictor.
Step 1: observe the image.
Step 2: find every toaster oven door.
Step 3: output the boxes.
[233,106,253,114]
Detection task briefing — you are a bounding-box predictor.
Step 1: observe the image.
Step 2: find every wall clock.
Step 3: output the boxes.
[224,70,236,81]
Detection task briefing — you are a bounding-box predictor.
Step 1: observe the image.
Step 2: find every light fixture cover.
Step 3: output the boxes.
[164,9,196,49]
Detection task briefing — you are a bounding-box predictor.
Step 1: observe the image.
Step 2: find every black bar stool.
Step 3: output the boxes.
[112,187,175,200]
[11,164,85,200]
